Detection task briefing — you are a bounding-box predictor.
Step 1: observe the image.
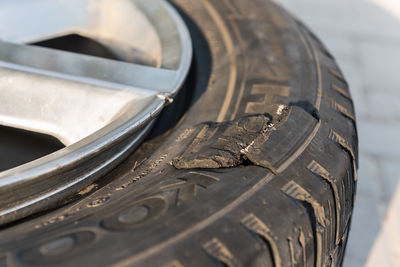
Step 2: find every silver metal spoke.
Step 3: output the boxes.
[0,41,181,145]
[0,0,192,148]
[0,41,179,93]
[0,66,159,145]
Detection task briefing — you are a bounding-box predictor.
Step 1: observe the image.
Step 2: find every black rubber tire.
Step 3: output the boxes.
[0,0,358,266]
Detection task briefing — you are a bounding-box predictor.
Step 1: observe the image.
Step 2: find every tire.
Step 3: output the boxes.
[1,0,358,266]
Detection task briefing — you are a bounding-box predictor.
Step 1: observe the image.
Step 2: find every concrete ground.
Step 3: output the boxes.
[275,0,400,266]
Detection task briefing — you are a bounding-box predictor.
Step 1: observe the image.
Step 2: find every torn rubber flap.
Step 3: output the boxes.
[173,104,291,172]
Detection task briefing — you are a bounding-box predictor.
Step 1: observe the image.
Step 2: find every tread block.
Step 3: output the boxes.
[329,130,358,182]
[282,181,329,267]
[281,181,328,228]
[307,160,341,245]
[203,238,240,267]
[329,68,346,83]
[331,83,351,100]
[241,213,282,267]
[330,100,355,121]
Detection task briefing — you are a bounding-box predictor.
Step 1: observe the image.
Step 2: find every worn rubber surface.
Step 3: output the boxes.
[0,0,358,266]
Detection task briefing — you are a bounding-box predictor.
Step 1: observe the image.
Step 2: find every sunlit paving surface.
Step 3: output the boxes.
[276,0,400,266]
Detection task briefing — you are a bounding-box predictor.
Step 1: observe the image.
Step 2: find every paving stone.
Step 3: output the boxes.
[366,181,400,266]
[358,120,400,157]
[280,0,400,41]
[357,154,381,198]
[344,195,382,266]
[365,90,400,122]
[351,3,400,40]
[343,255,365,267]
[314,31,357,59]
[365,233,392,267]
[359,41,400,88]
[379,159,400,205]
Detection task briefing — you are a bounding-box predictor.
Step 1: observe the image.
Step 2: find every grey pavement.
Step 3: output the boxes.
[275,0,400,266]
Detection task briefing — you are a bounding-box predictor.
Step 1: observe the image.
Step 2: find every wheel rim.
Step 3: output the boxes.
[0,0,192,224]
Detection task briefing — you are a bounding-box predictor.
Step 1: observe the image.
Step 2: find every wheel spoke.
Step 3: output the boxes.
[0,66,160,145]
[0,41,179,93]
[0,41,180,145]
